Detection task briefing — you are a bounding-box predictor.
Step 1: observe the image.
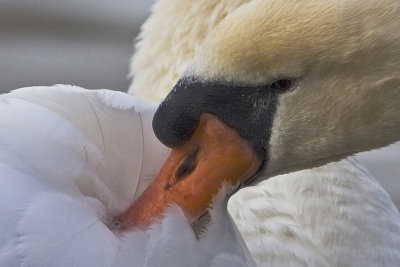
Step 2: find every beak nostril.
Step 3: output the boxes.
[175,147,200,181]
[119,113,262,229]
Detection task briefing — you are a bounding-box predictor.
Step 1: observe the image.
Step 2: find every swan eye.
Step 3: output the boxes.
[271,79,292,92]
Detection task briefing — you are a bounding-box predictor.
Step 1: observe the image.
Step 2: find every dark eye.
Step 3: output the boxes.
[271,79,292,92]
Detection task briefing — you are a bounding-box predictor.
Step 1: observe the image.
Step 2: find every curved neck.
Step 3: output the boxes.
[128,0,251,103]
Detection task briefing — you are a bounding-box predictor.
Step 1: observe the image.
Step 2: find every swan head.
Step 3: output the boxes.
[120,0,400,229]
[153,0,400,177]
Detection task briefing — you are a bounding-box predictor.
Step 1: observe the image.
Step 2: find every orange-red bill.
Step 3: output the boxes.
[117,113,261,230]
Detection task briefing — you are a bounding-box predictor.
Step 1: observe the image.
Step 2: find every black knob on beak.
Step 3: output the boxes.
[152,77,278,159]
[152,79,201,147]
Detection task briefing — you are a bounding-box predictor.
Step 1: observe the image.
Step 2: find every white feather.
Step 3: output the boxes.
[229,158,400,266]
[15,193,117,267]
[0,86,253,266]
[116,185,256,267]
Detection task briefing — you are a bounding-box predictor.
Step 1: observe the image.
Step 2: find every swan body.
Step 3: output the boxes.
[0,85,255,266]
[129,0,400,265]
[229,158,400,266]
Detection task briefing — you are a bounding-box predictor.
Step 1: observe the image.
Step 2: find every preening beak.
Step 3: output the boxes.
[117,77,280,229]
[117,114,261,229]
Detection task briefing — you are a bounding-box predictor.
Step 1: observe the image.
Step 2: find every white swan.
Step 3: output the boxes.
[0,86,255,266]
[128,0,400,265]
[1,0,399,265]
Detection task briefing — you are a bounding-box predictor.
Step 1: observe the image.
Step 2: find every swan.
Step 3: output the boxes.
[130,0,400,175]
[1,0,399,265]
[128,0,400,265]
[128,0,400,202]
[0,85,255,266]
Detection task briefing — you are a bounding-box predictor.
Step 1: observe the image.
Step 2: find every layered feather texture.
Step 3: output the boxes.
[229,159,400,266]
[0,86,254,267]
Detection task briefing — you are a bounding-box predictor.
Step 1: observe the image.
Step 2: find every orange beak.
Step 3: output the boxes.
[117,113,261,230]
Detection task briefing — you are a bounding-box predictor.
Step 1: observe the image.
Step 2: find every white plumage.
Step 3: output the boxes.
[2,0,400,265]
[229,159,400,266]
[1,86,399,266]
[0,86,255,266]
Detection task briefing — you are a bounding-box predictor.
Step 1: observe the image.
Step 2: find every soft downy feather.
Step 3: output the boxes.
[0,85,166,266]
[0,85,254,266]
[115,183,256,267]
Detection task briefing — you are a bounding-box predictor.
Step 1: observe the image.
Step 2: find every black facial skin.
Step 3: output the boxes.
[152,77,280,163]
